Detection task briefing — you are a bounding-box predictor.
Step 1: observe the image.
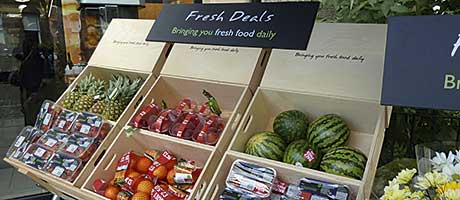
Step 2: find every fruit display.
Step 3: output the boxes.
[283,139,321,169]
[219,160,351,200]
[244,131,286,161]
[131,90,225,146]
[6,99,113,182]
[45,152,83,181]
[319,146,367,180]
[307,114,350,154]
[92,149,202,200]
[244,110,367,180]
[273,110,309,144]
[61,73,144,121]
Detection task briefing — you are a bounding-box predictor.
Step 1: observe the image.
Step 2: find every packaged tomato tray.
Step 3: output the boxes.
[6,126,36,159]
[45,152,83,182]
[169,112,205,140]
[70,112,112,139]
[35,100,61,132]
[52,108,78,132]
[37,130,70,151]
[58,134,99,162]
[192,115,224,145]
[20,144,55,170]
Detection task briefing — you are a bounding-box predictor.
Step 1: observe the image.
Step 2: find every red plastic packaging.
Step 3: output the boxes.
[157,150,177,170]
[131,103,162,129]
[193,115,224,145]
[169,112,204,140]
[149,110,179,134]
[92,179,108,195]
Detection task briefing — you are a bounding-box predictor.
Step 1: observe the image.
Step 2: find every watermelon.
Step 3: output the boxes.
[320,146,367,180]
[273,110,309,143]
[283,139,321,169]
[307,114,350,153]
[244,131,286,161]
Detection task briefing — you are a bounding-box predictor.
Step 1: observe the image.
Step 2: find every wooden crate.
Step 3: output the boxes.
[204,23,388,200]
[82,43,268,199]
[4,18,169,196]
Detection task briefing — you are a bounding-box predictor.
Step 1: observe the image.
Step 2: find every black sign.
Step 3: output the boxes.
[146,2,319,50]
[381,15,460,110]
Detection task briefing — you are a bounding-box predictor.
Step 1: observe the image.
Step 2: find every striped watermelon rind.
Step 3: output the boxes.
[307,114,350,153]
[320,146,367,180]
[244,131,286,161]
[273,110,309,143]
[283,139,321,169]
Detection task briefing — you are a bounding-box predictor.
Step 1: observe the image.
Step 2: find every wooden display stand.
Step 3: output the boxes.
[204,23,389,200]
[4,19,169,198]
[81,43,269,199]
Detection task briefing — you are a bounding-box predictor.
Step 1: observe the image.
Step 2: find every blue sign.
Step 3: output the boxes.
[381,15,460,110]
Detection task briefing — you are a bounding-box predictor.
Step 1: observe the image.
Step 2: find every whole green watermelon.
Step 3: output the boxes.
[283,139,321,169]
[307,114,350,153]
[320,146,367,180]
[273,110,309,143]
[245,131,286,161]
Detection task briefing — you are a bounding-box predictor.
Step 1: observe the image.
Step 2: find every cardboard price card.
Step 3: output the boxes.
[146,2,319,50]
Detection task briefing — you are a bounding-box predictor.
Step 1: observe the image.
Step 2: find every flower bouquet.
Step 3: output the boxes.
[381,149,460,200]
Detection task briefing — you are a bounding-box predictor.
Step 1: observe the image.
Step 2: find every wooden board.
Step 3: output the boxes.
[161,44,269,92]
[88,19,169,76]
[222,87,385,199]
[261,23,387,103]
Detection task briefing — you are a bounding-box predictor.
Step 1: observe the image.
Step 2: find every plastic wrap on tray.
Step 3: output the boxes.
[58,134,98,162]
[131,103,162,129]
[226,160,276,199]
[149,109,180,134]
[52,109,78,132]
[20,144,54,170]
[45,152,83,182]
[35,100,60,132]
[70,112,111,139]
[192,115,224,145]
[298,178,350,200]
[7,126,34,159]
[37,130,69,151]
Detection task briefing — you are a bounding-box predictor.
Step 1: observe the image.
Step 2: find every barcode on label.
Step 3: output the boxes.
[80,125,91,134]
[58,120,66,129]
[34,148,46,157]
[44,138,58,147]
[51,166,65,176]
[43,113,52,125]
[66,144,78,153]
[14,136,26,147]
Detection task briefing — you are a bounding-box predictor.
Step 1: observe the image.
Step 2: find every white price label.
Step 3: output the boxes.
[23,153,31,160]
[336,191,349,200]
[44,138,58,147]
[66,144,78,153]
[80,125,91,134]
[44,103,50,110]
[34,148,46,157]
[94,121,101,127]
[14,136,26,147]
[51,166,65,177]
[43,113,52,125]
[13,151,21,158]
[69,164,77,171]
[82,141,90,148]
[58,120,66,129]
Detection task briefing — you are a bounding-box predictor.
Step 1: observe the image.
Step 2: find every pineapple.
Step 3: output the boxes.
[101,75,143,121]
[90,76,118,114]
[73,79,106,112]
[62,74,95,109]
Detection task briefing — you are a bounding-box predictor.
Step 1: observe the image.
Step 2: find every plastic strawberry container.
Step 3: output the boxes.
[52,109,78,132]
[169,112,205,140]
[35,100,61,132]
[7,126,35,159]
[37,130,70,151]
[45,152,83,182]
[20,144,55,170]
[192,115,225,145]
[70,112,111,139]
[58,134,99,162]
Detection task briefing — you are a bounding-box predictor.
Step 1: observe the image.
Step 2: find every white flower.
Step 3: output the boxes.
[415,171,449,190]
[454,150,460,163]
[442,189,460,200]
[431,152,456,172]
[443,163,460,179]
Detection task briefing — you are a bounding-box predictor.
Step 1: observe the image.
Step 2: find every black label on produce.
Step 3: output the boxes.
[146,2,319,50]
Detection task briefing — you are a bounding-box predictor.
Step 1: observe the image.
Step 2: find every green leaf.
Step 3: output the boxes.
[391,4,410,13]
[381,1,394,16]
